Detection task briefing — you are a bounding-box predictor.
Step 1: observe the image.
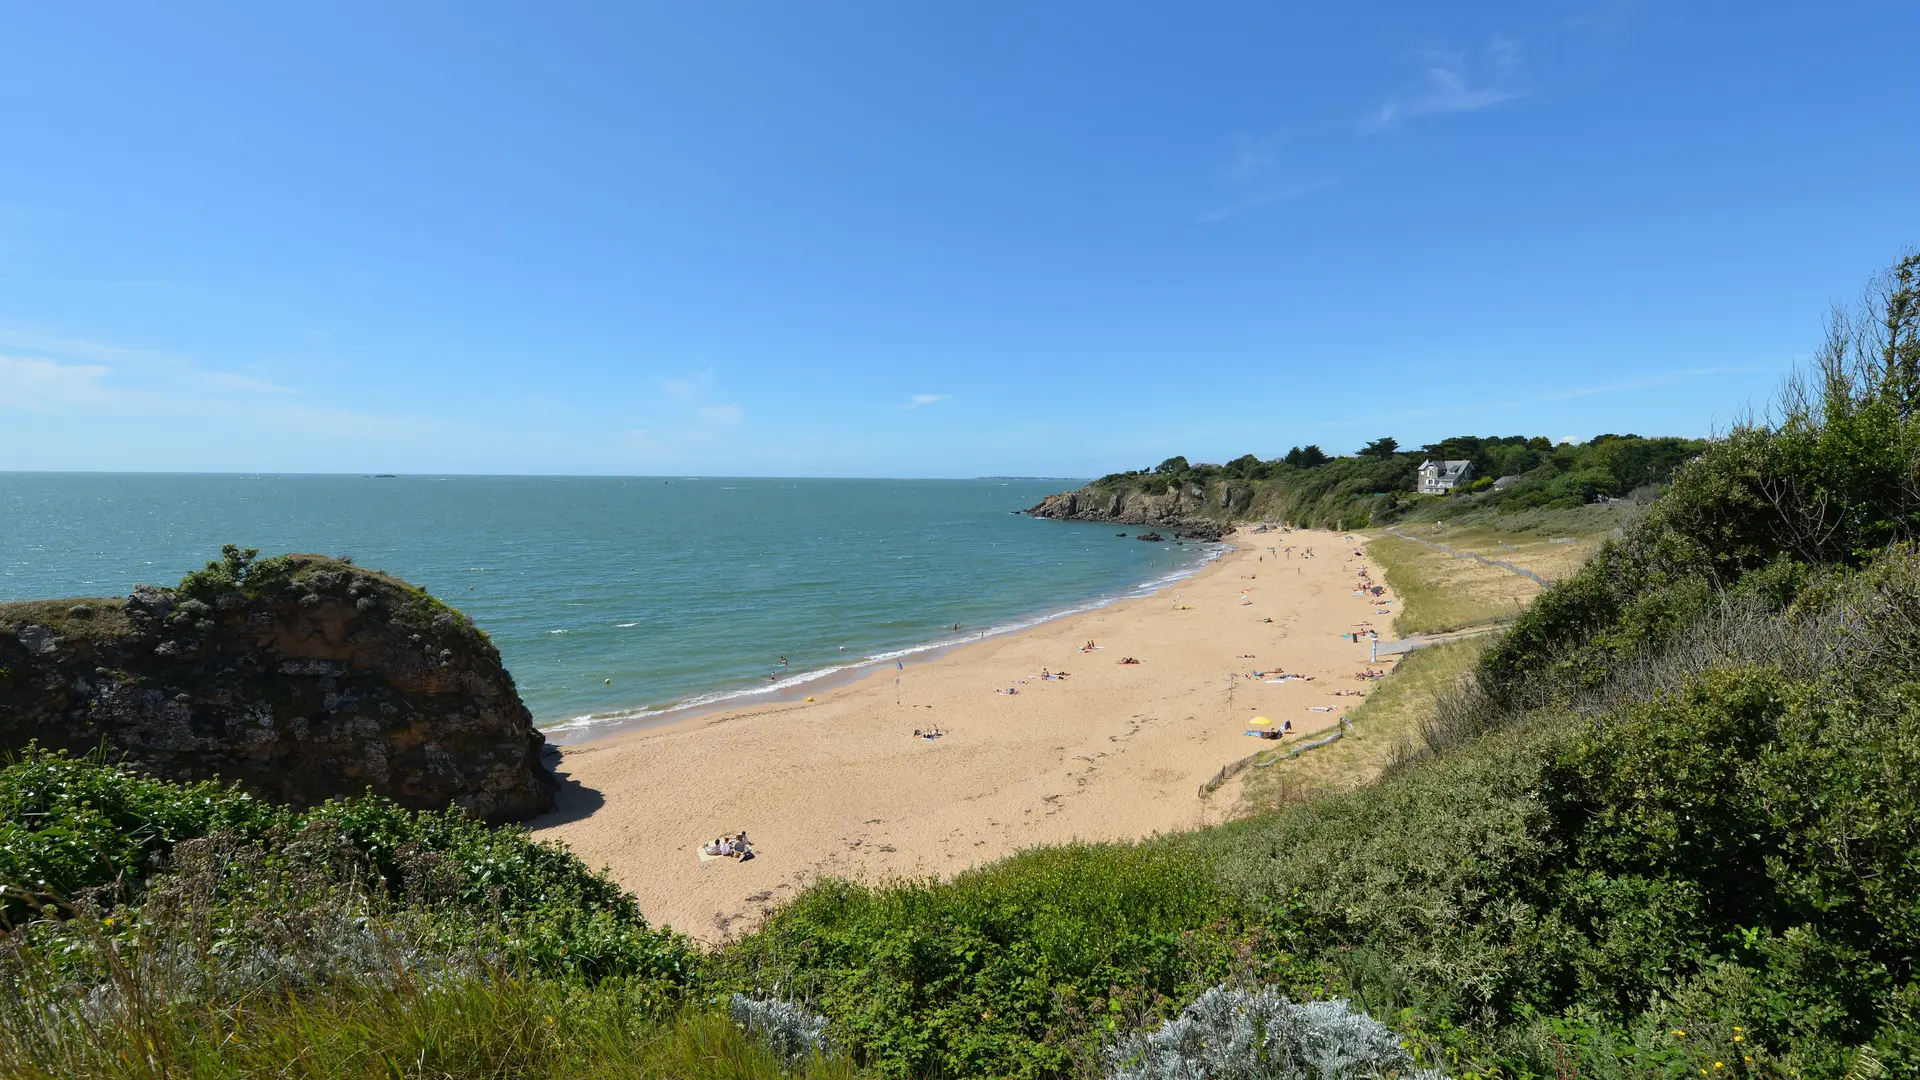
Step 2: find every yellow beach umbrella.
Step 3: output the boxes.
[1249,716,1273,726]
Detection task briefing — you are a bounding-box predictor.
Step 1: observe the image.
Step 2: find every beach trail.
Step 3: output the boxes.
[530,527,1392,940]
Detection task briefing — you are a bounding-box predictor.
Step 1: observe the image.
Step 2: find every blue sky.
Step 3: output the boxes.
[1,3,1914,476]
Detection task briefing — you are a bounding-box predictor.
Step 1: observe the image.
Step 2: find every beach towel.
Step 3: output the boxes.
[1309,706,1335,712]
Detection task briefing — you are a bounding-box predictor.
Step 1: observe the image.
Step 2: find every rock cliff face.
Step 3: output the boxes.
[0,556,555,823]
[1024,482,1235,541]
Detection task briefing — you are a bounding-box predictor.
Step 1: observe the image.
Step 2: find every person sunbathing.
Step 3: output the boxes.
[1119,656,1141,665]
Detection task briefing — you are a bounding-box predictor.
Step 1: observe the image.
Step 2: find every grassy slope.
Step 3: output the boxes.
[1366,505,1625,636]
[1226,637,1487,814]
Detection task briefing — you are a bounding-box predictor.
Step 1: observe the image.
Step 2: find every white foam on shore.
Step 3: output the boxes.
[539,540,1227,740]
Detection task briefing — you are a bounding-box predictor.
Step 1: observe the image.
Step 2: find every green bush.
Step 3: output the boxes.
[0,747,694,985]
[719,843,1285,1079]
[175,543,298,601]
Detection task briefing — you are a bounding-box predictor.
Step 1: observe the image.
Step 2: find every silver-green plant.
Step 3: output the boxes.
[728,992,831,1066]
[1105,984,1442,1080]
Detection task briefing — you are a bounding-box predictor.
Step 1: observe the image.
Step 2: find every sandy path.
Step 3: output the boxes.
[529,528,1395,940]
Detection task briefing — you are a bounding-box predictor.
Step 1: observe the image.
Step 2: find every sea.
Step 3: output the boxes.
[0,474,1219,742]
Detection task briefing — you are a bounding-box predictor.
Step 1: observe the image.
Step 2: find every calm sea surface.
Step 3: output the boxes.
[0,474,1215,740]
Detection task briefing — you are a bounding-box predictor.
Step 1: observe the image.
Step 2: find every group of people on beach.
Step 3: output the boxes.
[912,725,945,739]
[702,831,755,861]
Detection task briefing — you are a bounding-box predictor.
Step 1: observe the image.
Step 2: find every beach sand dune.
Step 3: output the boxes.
[530,527,1393,940]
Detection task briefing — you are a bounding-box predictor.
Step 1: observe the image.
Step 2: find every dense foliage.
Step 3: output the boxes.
[0,746,693,983]
[1481,253,1920,704]
[718,844,1296,1079]
[1091,433,1703,531]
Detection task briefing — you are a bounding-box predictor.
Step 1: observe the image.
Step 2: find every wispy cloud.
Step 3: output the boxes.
[1544,366,1767,401]
[0,341,448,455]
[647,368,745,435]
[1366,38,1525,131]
[1281,365,1772,432]
[0,327,296,400]
[697,403,744,426]
[904,393,948,409]
[1199,133,1335,224]
[659,371,713,399]
[0,356,113,410]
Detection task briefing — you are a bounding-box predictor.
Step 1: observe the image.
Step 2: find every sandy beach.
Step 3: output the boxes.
[530,527,1396,940]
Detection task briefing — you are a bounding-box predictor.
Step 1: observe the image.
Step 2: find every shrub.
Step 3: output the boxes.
[175,544,298,602]
[1104,985,1436,1080]
[0,748,696,986]
[731,993,833,1066]
[719,843,1273,1079]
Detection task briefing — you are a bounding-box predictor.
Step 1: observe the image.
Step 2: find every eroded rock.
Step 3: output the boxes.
[0,555,555,823]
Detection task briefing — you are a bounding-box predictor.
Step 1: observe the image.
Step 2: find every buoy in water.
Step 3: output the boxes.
[604,678,611,685]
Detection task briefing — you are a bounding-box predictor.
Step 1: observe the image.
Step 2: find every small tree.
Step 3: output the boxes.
[176,545,296,602]
[1225,453,1266,479]
[1155,456,1190,475]
[1359,437,1400,459]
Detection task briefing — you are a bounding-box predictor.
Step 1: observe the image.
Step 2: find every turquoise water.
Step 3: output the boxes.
[0,474,1216,739]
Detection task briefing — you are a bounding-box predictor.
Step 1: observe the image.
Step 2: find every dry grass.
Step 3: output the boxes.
[1366,522,1610,636]
[1225,638,1486,816]
[0,597,133,641]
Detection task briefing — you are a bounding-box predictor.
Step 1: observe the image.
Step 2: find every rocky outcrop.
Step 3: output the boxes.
[0,556,555,823]
[1025,483,1233,541]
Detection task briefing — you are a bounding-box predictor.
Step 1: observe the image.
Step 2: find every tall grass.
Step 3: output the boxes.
[1365,535,1535,635]
[1,952,861,1079]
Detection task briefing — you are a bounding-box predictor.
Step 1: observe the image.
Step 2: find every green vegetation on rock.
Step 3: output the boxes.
[1077,432,1702,531]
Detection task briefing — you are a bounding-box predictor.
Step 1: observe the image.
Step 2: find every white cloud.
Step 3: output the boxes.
[1199,133,1336,224]
[1368,38,1525,131]
[697,403,744,426]
[905,393,948,409]
[0,355,113,410]
[659,373,708,399]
